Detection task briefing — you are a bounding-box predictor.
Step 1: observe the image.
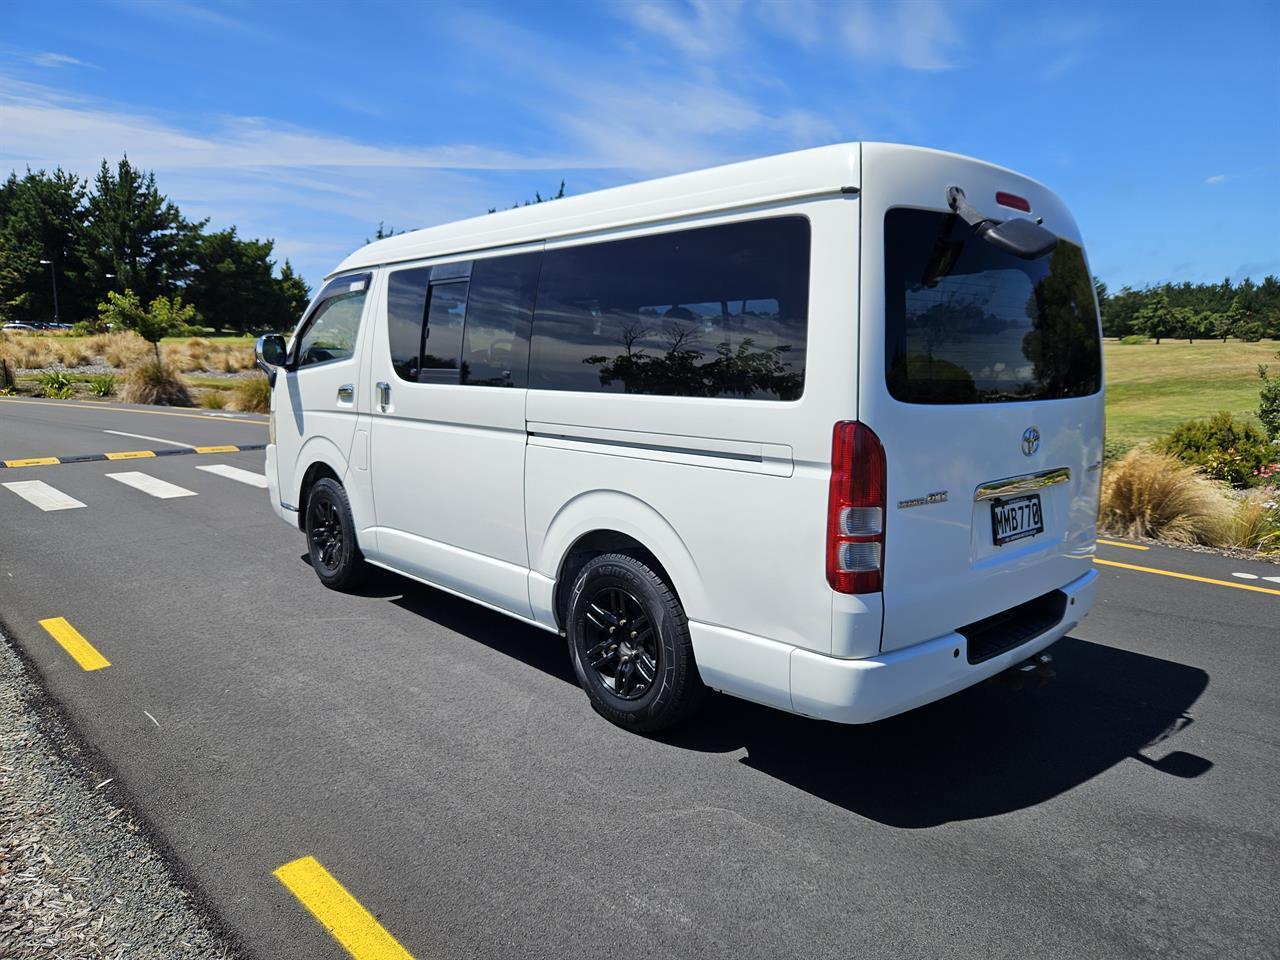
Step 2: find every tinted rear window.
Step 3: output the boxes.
[884,208,1101,404]
[530,217,809,400]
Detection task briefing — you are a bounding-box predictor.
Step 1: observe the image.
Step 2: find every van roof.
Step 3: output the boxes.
[330,141,872,277]
[329,141,1045,278]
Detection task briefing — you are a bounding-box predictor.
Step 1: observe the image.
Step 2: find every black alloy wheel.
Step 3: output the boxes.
[567,552,704,732]
[581,586,660,700]
[304,477,366,590]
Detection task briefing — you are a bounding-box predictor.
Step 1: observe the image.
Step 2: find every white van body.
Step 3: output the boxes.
[263,142,1103,726]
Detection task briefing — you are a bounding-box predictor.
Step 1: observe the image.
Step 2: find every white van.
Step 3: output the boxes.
[256,142,1103,732]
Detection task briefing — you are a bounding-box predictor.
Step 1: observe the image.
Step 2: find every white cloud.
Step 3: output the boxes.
[30,53,88,69]
[615,0,746,60]
[1206,174,1228,185]
[841,0,963,71]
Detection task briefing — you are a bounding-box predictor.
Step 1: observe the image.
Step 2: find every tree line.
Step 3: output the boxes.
[1096,275,1280,343]
[0,157,310,334]
[4,155,1276,346]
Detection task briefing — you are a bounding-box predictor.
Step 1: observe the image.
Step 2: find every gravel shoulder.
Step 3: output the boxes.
[0,627,240,959]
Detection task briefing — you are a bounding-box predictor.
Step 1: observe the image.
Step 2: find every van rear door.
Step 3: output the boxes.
[858,144,1104,654]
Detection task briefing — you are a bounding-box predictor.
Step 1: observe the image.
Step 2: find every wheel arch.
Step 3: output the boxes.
[536,490,705,631]
[291,437,349,530]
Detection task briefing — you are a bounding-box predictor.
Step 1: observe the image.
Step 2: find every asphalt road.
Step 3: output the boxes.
[1,398,1277,960]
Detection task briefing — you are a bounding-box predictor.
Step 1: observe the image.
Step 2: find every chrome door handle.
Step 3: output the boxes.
[375,381,391,412]
[336,383,354,403]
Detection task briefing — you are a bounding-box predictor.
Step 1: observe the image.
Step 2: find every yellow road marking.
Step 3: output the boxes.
[1093,557,1280,596]
[3,456,61,467]
[274,857,415,960]
[105,450,156,460]
[1096,538,1149,551]
[38,617,111,671]
[0,396,264,425]
[193,444,239,453]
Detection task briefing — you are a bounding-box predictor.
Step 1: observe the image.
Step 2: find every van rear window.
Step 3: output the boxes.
[884,208,1101,404]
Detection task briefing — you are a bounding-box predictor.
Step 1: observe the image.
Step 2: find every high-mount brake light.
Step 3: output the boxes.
[996,191,1031,212]
[826,421,886,594]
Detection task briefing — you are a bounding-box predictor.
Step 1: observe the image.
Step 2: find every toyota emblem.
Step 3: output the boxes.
[1021,427,1040,456]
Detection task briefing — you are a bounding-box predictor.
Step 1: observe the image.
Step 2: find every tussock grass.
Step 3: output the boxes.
[1221,491,1280,553]
[229,374,271,412]
[1099,449,1231,544]
[121,361,192,406]
[103,332,150,368]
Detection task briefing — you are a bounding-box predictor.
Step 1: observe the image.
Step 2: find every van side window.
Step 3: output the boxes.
[293,274,369,368]
[386,267,431,381]
[460,251,541,387]
[529,217,809,400]
[421,280,469,383]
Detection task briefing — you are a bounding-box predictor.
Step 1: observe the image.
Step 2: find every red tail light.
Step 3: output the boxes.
[996,191,1031,212]
[827,421,886,594]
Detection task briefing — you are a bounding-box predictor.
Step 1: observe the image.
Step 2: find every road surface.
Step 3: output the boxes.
[1,397,1276,959]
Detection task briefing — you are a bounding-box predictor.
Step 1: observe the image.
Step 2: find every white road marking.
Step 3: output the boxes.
[103,429,194,448]
[1264,576,1280,584]
[106,471,197,499]
[195,463,269,488]
[2,480,86,511]
[1232,572,1260,580]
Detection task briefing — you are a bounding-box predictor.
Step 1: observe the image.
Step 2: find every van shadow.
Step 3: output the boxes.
[368,568,1211,829]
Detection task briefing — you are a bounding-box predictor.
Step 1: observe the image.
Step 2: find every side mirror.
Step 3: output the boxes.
[255,334,288,383]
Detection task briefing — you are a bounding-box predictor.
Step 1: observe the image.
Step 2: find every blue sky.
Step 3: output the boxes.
[2,0,1277,293]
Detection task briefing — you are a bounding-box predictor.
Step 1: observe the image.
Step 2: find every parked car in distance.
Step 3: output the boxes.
[255,142,1104,733]
[2,322,38,331]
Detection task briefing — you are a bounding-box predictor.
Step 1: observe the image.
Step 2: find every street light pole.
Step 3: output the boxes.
[37,259,60,324]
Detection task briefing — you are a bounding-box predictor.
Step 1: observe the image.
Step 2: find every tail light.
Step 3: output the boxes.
[827,421,886,594]
[996,191,1031,212]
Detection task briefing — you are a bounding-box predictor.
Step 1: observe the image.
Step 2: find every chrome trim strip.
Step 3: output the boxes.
[529,431,763,464]
[974,467,1070,502]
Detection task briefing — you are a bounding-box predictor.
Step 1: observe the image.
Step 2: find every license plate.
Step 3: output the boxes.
[991,494,1043,546]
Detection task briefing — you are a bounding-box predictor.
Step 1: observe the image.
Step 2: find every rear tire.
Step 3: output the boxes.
[305,477,366,591]
[566,553,704,732]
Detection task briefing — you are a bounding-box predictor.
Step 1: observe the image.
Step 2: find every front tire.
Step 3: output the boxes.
[566,553,704,732]
[305,477,366,591]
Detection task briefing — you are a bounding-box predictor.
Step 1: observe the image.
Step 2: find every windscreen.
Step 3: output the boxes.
[884,208,1101,404]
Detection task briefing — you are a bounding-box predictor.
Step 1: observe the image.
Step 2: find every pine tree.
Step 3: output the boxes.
[81,156,200,306]
[0,168,91,324]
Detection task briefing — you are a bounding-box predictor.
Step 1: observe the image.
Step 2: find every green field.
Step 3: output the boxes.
[1105,339,1278,445]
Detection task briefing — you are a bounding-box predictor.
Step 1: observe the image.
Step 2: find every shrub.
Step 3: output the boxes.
[1099,449,1230,544]
[1221,491,1280,554]
[1154,411,1274,488]
[1119,334,1149,345]
[1259,360,1280,443]
[121,360,192,406]
[230,374,271,413]
[88,373,117,397]
[38,369,75,399]
[199,389,228,409]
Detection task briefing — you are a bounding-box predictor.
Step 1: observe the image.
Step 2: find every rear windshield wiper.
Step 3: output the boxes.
[946,186,1058,260]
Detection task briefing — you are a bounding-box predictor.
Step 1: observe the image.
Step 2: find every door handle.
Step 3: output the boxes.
[336,383,354,403]
[375,381,391,412]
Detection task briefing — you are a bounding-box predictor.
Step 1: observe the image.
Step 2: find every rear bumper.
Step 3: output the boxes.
[789,567,1097,724]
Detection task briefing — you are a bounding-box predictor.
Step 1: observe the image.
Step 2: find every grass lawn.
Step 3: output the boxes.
[1105,339,1278,445]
